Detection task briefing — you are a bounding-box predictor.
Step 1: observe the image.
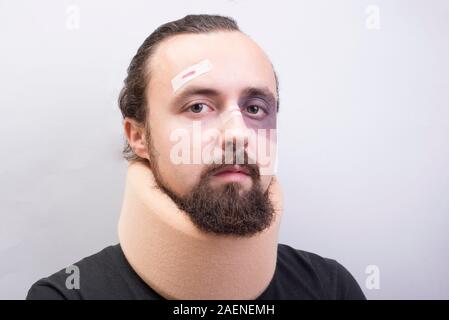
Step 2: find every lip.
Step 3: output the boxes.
[212,165,250,176]
[212,165,251,182]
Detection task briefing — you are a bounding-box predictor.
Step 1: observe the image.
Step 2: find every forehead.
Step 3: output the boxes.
[147,31,277,98]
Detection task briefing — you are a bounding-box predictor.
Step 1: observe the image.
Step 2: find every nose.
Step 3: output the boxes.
[218,105,250,164]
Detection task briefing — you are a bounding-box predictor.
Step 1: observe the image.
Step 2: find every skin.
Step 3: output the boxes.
[124,31,278,199]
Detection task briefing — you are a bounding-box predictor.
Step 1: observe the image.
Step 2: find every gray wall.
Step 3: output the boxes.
[1,0,448,299]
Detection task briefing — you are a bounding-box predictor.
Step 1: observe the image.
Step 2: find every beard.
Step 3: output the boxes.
[145,130,275,237]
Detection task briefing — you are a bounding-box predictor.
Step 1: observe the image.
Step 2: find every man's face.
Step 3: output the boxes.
[142,31,278,236]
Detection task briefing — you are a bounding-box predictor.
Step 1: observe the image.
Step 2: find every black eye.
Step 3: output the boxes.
[247,105,260,114]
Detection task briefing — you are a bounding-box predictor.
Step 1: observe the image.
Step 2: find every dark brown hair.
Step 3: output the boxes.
[118,14,279,161]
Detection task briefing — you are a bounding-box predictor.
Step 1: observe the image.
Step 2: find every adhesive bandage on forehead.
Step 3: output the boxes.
[171,59,213,92]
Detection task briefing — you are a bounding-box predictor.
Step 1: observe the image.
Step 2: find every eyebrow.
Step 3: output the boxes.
[241,87,277,108]
[172,85,278,109]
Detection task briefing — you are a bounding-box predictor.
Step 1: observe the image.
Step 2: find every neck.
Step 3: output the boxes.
[118,160,283,300]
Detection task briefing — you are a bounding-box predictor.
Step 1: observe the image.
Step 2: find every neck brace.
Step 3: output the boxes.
[118,160,283,300]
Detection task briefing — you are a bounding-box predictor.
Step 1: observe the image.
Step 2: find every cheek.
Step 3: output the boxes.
[260,175,273,193]
[150,123,206,195]
[167,164,204,197]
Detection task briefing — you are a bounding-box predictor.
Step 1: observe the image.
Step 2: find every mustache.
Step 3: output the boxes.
[200,151,260,181]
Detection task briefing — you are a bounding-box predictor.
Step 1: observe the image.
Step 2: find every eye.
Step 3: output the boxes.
[245,105,266,117]
[187,103,212,114]
[246,105,260,114]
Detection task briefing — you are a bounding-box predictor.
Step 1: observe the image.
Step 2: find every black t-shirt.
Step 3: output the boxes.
[26,243,366,300]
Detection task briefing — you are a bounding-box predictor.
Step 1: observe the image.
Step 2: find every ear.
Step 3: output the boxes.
[123,117,149,159]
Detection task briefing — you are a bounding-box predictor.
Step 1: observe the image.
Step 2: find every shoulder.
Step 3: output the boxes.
[26,244,127,300]
[276,243,366,300]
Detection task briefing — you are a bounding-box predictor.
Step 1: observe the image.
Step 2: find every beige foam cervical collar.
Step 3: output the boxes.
[118,160,283,299]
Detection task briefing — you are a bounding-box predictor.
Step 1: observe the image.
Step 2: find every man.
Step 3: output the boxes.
[26,14,366,300]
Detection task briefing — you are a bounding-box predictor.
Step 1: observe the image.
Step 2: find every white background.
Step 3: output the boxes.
[1,0,448,299]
